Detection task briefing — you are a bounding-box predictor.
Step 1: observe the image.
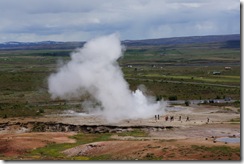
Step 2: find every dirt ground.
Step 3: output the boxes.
[0,104,240,160]
[0,132,76,157]
[63,137,240,160]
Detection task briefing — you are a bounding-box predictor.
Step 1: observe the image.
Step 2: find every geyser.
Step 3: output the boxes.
[48,34,166,122]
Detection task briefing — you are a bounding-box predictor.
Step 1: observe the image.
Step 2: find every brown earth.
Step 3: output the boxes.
[0,132,76,157]
[0,104,240,160]
[62,122,240,160]
[63,138,240,160]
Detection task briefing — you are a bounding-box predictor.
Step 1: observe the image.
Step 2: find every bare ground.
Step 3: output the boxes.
[0,132,76,157]
[63,138,240,160]
[0,104,240,160]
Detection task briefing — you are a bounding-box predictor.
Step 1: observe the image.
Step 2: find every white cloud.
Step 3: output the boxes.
[0,0,240,42]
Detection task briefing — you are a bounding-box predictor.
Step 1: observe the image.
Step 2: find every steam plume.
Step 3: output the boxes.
[48,34,166,122]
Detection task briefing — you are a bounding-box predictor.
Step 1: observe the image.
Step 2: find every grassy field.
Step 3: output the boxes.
[121,42,240,101]
[120,42,240,65]
[0,41,240,118]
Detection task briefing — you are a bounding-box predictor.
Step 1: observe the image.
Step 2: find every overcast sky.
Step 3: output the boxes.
[0,0,240,42]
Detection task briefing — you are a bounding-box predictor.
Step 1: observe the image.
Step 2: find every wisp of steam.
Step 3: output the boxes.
[48,34,166,122]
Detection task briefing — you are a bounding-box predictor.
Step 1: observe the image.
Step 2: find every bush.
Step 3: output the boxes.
[156,95,163,101]
[185,100,190,106]
[39,109,45,113]
[203,100,208,104]
[216,95,221,99]
[168,95,177,101]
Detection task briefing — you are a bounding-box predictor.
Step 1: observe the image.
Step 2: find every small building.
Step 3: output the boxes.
[225,67,232,70]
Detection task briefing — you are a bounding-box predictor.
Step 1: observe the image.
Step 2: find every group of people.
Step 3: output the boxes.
[155,114,160,121]
[158,115,190,121]
[155,115,210,123]
[164,116,175,121]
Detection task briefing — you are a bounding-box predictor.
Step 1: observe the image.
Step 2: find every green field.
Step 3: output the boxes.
[120,42,240,101]
[0,41,240,118]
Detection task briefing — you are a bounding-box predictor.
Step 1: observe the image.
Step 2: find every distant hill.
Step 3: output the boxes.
[122,34,240,47]
[0,41,85,50]
[0,34,240,50]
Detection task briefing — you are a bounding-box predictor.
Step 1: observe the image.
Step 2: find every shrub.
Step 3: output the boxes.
[216,95,221,99]
[39,109,45,113]
[156,95,163,101]
[168,95,177,101]
[185,100,190,106]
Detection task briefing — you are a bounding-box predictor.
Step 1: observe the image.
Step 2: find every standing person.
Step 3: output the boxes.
[155,115,157,121]
[165,116,168,121]
[186,116,189,122]
[158,114,160,120]
[179,116,181,121]
[207,117,209,123]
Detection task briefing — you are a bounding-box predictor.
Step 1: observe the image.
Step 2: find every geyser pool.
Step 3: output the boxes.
[215,137,240,143]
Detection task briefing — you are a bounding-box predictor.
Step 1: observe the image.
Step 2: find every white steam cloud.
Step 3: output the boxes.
[48,34,166,122]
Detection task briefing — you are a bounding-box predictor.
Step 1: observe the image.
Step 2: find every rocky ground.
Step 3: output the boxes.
[0,104,240,160]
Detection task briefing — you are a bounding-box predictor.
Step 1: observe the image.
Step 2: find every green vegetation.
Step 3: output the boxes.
[229,117,240,123]
[20,129,146,160]
[0,103,44,118]
[185,100,190,106]
[24,132,112,160]
[168,95,178,101]
[3,129,240,160]
[190,145,240,159]
[0,41,240,118]
[117,129,148,137]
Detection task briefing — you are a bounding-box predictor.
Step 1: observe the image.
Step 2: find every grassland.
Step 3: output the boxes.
[0,41,240,118]
[120,42,240,101]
